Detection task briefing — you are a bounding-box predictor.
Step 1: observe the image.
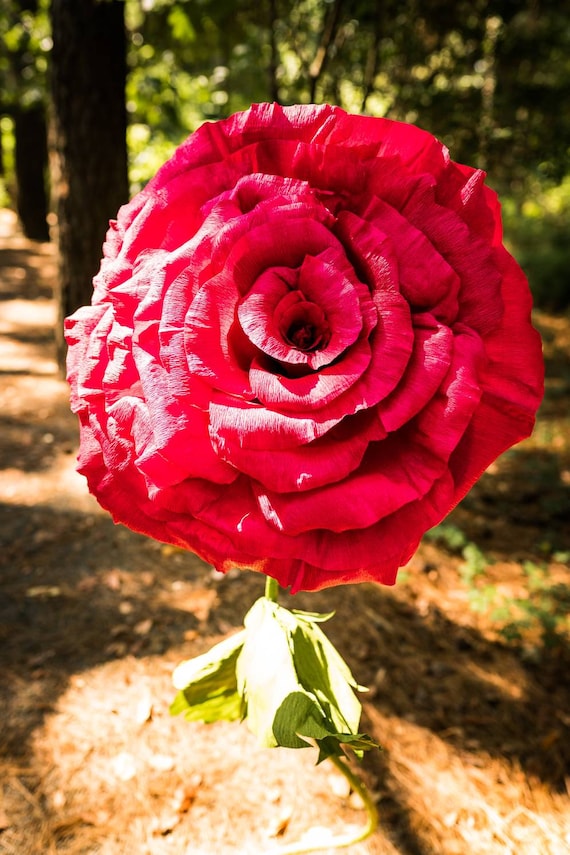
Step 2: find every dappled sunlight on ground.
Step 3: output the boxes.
[365,707,570,855]
[31,660,385,855]
[1,211,569,854]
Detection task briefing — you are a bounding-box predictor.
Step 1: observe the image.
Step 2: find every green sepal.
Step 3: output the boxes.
[237,597,379,757]
[292,609,336,623]
[170,630,246,723]
[170,594,379,761]
[289,608,367,733]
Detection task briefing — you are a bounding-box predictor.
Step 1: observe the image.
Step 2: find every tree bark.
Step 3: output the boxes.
[308,0,344,103]
[14,103,50,242]
[267,0,280,103]
[50,0,129,371]
[361,1,383,113]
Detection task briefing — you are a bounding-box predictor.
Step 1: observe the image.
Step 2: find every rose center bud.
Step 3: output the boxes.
[279,294,330,353]
[287,320,320,351]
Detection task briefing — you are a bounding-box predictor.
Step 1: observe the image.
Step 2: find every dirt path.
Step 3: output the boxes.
[1,208,569,855]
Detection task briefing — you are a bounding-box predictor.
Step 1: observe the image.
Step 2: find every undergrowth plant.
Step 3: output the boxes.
[425,525,570,651]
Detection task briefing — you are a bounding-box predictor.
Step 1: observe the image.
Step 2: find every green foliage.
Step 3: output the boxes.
[119,0,570,194]
[0,116,15,207]
[1,0,569,261]
[126,124,178,195]
[0,1,51,210]
[0,0,51,111]
[491,4,570,190]
[425,523,489,584]
[494,561,570,649]
[425,523,468,552]
[171,630,246,723]
[460,543,489,585]
[124,0,268,188]
[426,525,570,650]
[503,176,570,310]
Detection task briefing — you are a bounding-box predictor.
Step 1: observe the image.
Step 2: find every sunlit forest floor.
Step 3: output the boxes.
[0,207,569,855]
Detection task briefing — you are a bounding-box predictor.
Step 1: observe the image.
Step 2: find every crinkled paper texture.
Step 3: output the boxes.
[65,103,544,592]
[171,599,378,761]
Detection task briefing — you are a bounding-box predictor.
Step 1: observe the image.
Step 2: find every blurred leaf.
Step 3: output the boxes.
[425,523,468,552]
[168,6,196,43]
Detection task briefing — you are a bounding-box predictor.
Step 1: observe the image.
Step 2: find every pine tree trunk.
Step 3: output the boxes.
[50,0,129,371]
[14,103,50,242]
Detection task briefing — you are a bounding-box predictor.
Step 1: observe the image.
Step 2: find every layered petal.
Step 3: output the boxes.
[65,103,543,594]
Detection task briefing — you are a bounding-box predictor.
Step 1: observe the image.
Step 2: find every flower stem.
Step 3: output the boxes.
[265,575,280,603]
[328,754,379,841]
[268,753,378,854]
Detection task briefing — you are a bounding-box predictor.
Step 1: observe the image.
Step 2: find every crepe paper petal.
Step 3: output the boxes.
[215,410,385,493]
[65,103,544,594]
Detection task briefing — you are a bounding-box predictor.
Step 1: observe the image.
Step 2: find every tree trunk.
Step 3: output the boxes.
[50,0,129,371]
[308,0,344,103]
[361,1,383,113]
[267,0,280,103]
[14,103,50,242]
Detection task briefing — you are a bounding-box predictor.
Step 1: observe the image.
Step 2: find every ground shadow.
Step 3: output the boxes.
[4,494,570,855]
[2,494,569,853]
[0,409,77,473]
[0,246,55,301]
[1,220,568,854]
[0,502,212,756]
[213,573,570,793]
[452,446,570,561]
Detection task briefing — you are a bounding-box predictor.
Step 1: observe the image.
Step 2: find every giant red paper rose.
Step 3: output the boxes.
[65,103,543,593]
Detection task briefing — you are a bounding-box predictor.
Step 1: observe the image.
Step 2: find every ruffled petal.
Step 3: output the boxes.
[254,426,445,535]
[378,314,453,432]
[248,340,372,412]
[449,248,544,499]
[65,103,543,595]
[215,409,385,492]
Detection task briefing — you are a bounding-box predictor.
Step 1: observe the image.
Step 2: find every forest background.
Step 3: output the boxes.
[1,3,570,853]
[1,0,569,334]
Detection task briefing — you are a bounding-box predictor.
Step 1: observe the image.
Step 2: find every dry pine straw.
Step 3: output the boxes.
[1,606,569,855]
[1,210,570,854]
[2,567,570,855]
[0,648,566,855]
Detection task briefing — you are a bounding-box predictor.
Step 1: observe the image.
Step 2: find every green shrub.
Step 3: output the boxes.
[503,176,570,311]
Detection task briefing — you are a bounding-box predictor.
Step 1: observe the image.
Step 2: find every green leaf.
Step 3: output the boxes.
[273,692,379,763]
[170,685,243,723]
[170,630,246,723]
[272,691,324,749]
[313,732,380,764]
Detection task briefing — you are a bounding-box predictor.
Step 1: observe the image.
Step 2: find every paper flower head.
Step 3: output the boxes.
[65,104,544,592]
